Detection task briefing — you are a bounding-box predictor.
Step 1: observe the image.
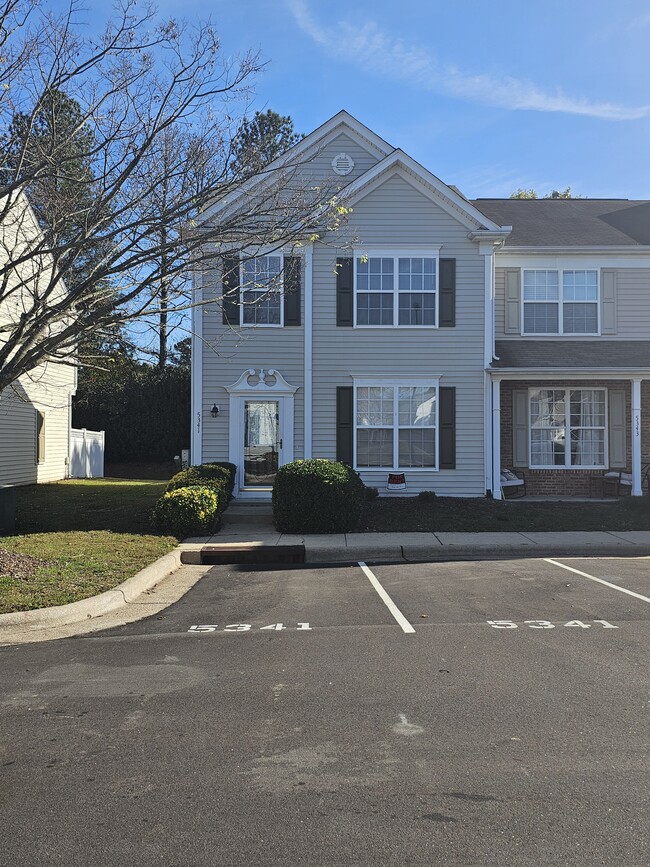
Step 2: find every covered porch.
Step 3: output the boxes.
[488,341,650,500]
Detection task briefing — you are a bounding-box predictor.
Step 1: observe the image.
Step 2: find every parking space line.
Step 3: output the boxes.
[545,558,650,604]
[358,561,416,634]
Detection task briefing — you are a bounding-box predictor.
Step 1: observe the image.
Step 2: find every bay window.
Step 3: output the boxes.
[529,388,606,468]
[522,270,599,335]
[355,383,438,469]
[355,253,438,327]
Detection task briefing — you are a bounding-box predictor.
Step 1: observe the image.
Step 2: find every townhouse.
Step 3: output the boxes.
[191,112,649,500]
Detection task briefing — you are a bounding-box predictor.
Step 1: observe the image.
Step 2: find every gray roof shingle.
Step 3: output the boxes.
[493,341,650,370]
[472,199,650,246]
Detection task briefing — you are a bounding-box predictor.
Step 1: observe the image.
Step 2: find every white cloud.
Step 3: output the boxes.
[286,0,650,121]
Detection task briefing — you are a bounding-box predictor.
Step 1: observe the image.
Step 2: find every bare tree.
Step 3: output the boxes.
[0,1,340,392]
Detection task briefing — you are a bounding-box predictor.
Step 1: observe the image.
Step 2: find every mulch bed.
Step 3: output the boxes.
[0,547,49,580]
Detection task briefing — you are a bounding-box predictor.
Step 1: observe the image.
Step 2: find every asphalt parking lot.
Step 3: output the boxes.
[97,553,650,643]
[1,556,650,866]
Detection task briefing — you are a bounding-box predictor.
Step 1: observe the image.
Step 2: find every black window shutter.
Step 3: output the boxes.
[439,258,456,327]
[336,386,354,464]
[221,255,240,326]
[336,257,353,326]
[439,386,456,469]
[283,256,301,326]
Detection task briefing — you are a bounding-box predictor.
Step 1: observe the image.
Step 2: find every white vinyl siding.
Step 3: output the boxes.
[0,360,75,486]
[493,262,650,339]
[529,388,607,469]
[201,159,489,497]
[201,260,305,466]
[312,174,487,496]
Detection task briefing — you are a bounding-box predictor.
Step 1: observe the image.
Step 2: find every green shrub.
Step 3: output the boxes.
[417,490,437,501]
[151,485,220,539]
[272,459,366,533]
[365,486,379,501]
[202,462,237,498]
[167,462,235,505]
[152,485,219,537]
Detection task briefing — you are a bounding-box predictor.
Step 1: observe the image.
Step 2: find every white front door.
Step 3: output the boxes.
[227,369,298,499]
[243,399,281,488]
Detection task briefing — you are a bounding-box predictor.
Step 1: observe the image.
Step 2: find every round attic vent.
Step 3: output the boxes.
[331,152,355,176]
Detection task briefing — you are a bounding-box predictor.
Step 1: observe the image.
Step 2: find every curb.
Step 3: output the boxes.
[180,541,650,567]
[306,544,650,565]
[0,548,183,631]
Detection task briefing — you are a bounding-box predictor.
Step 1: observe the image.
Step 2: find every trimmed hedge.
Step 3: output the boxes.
[166,462,237,505]
[152,486,219,537]
[272,459,365,533]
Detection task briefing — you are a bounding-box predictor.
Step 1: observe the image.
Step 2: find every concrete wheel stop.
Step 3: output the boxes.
[187,544,306,566]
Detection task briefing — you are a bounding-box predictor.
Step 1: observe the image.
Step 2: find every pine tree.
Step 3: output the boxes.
[233,109,303,175]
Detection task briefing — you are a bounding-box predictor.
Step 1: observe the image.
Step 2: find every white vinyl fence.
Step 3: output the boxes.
[70,428,105,478]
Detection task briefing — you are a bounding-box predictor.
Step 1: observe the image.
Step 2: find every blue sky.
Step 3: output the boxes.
[59,0,650,198]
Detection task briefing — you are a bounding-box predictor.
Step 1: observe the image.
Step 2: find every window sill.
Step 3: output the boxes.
[529,466,607,471]
[355,467,439,472]
[521,332,601,338]
[353,325,439,330]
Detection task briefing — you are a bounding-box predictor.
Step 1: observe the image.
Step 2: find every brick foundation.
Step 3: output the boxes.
[500,379,648,497]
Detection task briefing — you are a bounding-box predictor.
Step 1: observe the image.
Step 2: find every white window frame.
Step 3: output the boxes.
[353,377,440,471]
[528,387,608,470]
[240,253,284,328]
[353,247,441,329]
[521,269,600,336]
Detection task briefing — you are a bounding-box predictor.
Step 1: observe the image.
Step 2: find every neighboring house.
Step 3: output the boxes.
[191,111,649,500]
[0,193,77,486]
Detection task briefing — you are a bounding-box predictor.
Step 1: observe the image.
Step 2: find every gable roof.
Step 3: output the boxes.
[338,150,509,233]
[203,111,513,236]
[472,198,650,247]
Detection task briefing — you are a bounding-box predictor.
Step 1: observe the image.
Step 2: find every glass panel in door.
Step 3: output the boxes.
[244,400,279,487]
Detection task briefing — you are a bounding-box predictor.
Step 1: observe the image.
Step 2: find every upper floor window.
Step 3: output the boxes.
[241,255,283,326]
[355,254,438,327]
[522,270,599,335]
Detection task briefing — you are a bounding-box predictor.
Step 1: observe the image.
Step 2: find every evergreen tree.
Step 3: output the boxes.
[233,109,303,175]
[2,88,107,288]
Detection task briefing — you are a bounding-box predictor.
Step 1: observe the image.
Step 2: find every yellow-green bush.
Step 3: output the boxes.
[152,485,219,537]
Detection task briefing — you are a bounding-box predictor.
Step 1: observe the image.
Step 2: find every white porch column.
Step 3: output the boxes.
[492,378,502,500]
[190,266,203,466]
[631,378,642,496]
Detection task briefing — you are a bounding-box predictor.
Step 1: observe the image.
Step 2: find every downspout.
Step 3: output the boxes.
[481,241,496,495]
[304,245,313,458]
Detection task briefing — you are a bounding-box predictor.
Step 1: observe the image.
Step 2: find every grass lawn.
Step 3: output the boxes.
[358,494,650,533]
[0,479,177,614]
